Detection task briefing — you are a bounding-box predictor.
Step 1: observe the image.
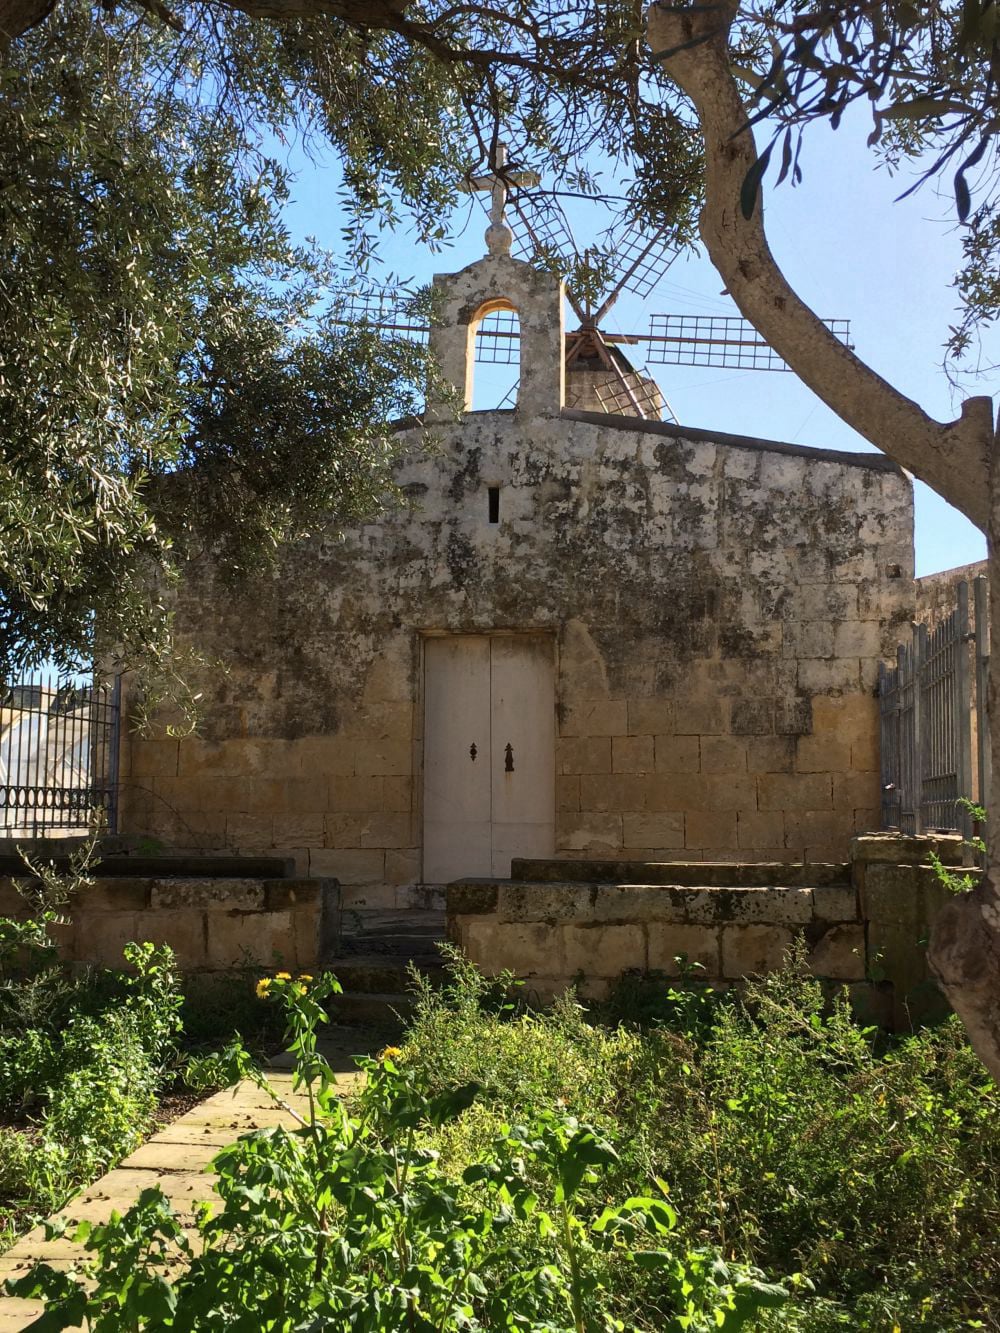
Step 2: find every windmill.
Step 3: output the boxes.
[331,146,854,421]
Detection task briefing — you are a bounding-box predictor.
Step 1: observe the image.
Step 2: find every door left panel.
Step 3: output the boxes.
[422,636,492,883]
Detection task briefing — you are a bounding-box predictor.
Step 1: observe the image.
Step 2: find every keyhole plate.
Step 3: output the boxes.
[504,741,514,773]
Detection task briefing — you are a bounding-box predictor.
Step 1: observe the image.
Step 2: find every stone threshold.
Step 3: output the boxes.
[0,1032,372,1330]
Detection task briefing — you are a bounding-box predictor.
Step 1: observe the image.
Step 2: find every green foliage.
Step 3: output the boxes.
[0,861,183,1242]
[0,0,435,678]
[403,953,1000,1328]
[13,971,786,1330]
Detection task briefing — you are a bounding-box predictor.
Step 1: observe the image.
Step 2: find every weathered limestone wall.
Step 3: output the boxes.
[121,409,913,908]
[448,834,970,1028]
[0,876,335,972]
[915,559,988,626]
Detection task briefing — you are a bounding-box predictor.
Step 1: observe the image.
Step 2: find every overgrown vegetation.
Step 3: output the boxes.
[13,951,999,1329]
[0,864,183,1247]
[401,950,1000,1329]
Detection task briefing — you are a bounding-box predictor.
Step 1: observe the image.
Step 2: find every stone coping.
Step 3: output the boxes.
[0,1034,370,1331]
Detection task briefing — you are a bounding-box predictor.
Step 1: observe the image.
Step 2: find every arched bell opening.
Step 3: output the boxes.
[468,298,521,411]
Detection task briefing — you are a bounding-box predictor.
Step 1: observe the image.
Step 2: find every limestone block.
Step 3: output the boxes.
[499,883,593,923]
[559,620,609,698]
[361,644,413,703]
[74,911,140,966]
[557,737,612,775]
[647,923,721,976]
[382,777,414,814]
[447,880,499,915]
[150,879,266,911]
[463,920,561,975]
[613,735,654,774]
[813,884,859,921]
[782,621,834,659]
[834,621,883,658]
[328,776,384,813]
[686,809,736,850]
[555,813,623,853]
[730,698,774,736]
[561,923,646,977]
[143,910,209,968]
[354,739,412,778]
[557,775,581,813]
[700,737,748,774]
[783,810,855,855]
[205,910,289,970]
[341,884,397,910]
[128,739,179,779]
[847,981,894,1029]
[798,658,861,693]
[324,812,412,850]
[626,699,675,736]
[591,885,687,923]
[758,773,833,812]
[83,879,150,912]
[795,735,853,773]
[225,814,274,851]
[579,774,646,813]
[245,778,322,817]
[747,736,795,774]
[808,924,865,980]
[774,699,813,737]
[851,831,964,866]
[308,848,384,885]
[653,735,700,773]
[833,771,880,813]
[811,695,876,743]
[264,880,326,912]
[623,812,684,848]
[850,731,880,773]
[647,774,755,814]
[293,736,357,778]
[559,700,628,738]
[384,848,420,885]
[271,815,324,849]
[674,697,729,735]
[736,809,785,850]
[724,887,813,925]
[721,925,794,977]
[792,582,858,621]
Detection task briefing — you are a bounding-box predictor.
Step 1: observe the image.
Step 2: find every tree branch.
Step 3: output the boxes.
[647,0,994,531]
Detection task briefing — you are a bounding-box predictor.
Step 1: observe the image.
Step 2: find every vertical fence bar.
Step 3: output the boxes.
[975,573,991,816]
[913,622,926,834]
[955,581,974,845]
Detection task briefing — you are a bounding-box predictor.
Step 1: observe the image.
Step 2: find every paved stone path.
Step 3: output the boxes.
[0,1033,371,1330]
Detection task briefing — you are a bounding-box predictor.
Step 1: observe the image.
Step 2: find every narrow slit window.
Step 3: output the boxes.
[487,486,500,524]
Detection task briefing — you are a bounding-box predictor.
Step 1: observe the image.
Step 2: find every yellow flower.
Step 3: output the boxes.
[275,971,292,981]
[255,978,272,998]
[379,1045,403,1062]
[297,974,313,983]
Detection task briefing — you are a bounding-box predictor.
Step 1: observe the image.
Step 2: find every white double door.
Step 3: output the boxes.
[423,634,555,883]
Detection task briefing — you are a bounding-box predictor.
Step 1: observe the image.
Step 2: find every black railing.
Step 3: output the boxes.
[0,675,121,836]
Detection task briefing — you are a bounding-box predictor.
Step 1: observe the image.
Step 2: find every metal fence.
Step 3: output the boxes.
[879,576,989,837]
[0,674,121,837]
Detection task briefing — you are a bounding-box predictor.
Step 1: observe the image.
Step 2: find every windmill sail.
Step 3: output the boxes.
[641,314,853,371]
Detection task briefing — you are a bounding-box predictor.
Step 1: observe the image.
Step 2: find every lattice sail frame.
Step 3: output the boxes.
[643,314,854,372]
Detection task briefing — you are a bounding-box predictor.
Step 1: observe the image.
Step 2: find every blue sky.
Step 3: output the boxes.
[277,109,995,578]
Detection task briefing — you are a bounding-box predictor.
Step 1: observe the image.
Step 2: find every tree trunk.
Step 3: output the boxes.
[647,0,1000,1081]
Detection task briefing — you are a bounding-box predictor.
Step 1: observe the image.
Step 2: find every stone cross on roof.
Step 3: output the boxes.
[460,142,540,257]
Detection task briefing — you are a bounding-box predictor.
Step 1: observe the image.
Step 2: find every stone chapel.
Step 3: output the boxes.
[118,200,916,935]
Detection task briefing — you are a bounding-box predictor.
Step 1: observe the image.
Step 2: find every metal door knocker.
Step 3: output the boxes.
[504,742,515,772]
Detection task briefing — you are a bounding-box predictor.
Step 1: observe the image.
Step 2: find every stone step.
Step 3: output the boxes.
[338,909,446,958]
[508,859,851,888]
[325,955,446,994]
[0,853,296,880]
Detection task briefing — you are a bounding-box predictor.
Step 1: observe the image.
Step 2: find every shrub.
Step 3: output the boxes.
[11,973,789,1331]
